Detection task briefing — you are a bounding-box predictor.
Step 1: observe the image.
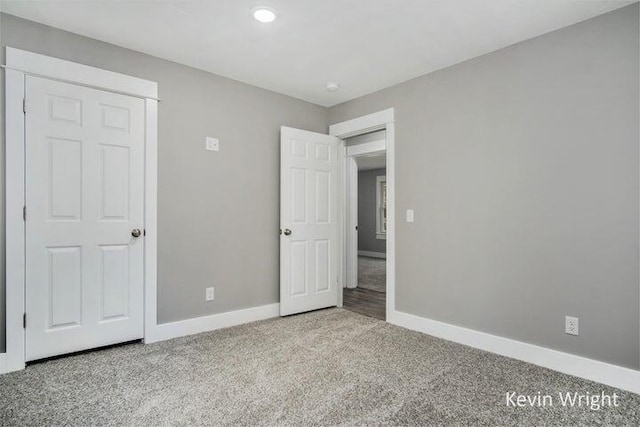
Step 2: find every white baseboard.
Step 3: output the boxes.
[145,303,280,344]
[358,250,386,259]
[389,310,640,395]
[0,353,6,375]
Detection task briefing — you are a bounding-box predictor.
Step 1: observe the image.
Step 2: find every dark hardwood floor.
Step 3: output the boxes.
[343,287,386,320]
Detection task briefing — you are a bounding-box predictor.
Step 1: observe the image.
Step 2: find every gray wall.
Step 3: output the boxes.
[358,168,387,254]
[330,4,640,369]
[0,13,329,350]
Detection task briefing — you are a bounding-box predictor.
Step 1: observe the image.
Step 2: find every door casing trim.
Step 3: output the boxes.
[3,47,159,373]
[329,109,395,318]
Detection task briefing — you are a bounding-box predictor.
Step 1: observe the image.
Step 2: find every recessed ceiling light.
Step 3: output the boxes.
[326,82,341,92]
[253,7,277,23]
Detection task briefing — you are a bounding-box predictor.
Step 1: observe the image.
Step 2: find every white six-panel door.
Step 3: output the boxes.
[25,76,145,361]
[280,127,340,316]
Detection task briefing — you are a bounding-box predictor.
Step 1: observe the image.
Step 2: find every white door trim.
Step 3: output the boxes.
[3,48,159,101]
[0,352,6,373]
[345,157,358,289]
[330,108,395,320]
[3,47,159,373]
[330,109,393,139]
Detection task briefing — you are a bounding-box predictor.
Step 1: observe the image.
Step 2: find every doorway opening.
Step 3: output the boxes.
[343,131,387,320]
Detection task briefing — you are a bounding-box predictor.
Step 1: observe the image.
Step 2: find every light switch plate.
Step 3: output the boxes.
[205,287,215,301]
[206,137,219,151]
[406,209,415,223]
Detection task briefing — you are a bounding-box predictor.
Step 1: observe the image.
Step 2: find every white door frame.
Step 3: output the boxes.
[344,138,386,289]
[345,156,358,289]
[2,47,159,373]
[329,108,395,320]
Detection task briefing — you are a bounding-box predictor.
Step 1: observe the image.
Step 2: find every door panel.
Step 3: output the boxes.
[290,242,308,297]
[100,144,130,220]
[26,76,145,361]
[48,137,83,220]
[280,127,340,316]
[100,244,130,321]
[48,246,83,329]
[315,239,330,292]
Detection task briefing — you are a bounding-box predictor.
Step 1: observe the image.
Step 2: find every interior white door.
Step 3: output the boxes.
[280,127,340,316]
[25,76,145,361]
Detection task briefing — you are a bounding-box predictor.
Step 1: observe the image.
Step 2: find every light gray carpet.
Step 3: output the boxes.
[0,308,638,426]
[357,256,386,293]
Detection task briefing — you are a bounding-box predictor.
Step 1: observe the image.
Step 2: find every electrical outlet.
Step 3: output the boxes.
[205,137,219,151]
[205,287,215,302]
[565,316,579,336]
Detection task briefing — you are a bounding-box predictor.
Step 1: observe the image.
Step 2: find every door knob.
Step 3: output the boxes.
[283,229,292,236]
[131,228,142,238]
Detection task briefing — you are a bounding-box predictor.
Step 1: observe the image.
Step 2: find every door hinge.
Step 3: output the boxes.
[23,313,27,329]
[23,206,26,221]
[23,98,26,114]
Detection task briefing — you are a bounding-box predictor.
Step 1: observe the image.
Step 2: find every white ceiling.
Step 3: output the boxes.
[356,153,386,171]
[0,0,632,107]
